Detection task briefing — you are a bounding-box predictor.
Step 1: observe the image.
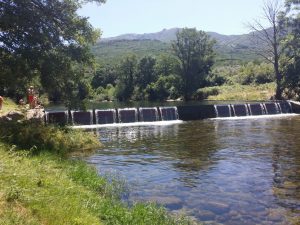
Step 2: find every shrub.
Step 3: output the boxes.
[0,120,100,156]
[194,87,219,100]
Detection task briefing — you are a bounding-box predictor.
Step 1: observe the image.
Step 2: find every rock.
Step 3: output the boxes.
[6,111,24,120]
[267,208,284,222]
[283,181,298,190]
[197,209,216,221]
[203,201,230,214]
[145,196,183,210]
[26,109,45,122]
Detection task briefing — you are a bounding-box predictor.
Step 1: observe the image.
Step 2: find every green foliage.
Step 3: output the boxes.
[93,84,115,101]
[0,120,100,156]
[115,54,138,101]
[146,75,181,101]
[136,56,157,89]
[197,83,276,101]
[281,0,300,100]
[92,40,171,65]
[0,143,195,225]
[194,87,219,100]
[0,0,104,106]
[172,28,215,100]
[92,65,118,88]
[154,54,180,76]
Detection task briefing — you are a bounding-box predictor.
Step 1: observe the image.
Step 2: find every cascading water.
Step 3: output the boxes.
[277,101,293,114]
[95,109,116,124]
[263,102,280,114]
[248,103,265,116]
[159,107,179,121]
[118,108,138,123]
[139,107,159,122]
[231,104,249,117]
[71,110,93,125]
[214,105,232,117]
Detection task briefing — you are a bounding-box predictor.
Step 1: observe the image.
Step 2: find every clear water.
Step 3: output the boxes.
[87,116,300,225]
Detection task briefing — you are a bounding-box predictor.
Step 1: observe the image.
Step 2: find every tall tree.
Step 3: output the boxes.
[248,0,286,99]
[172,28,215,100]
[136,56,157,89]
[0,0,105,104]
[115,54,137,101]
[281,0,300,99]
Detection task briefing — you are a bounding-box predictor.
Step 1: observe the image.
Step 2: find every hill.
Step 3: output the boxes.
[92,28,262,65]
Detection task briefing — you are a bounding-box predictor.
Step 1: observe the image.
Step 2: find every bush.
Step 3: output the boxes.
[0,120,100,156]
[194,87,219,100]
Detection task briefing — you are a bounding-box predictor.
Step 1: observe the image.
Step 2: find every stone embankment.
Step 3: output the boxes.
[0,108,44,123]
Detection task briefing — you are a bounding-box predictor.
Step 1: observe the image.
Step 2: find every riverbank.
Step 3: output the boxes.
[197,83,275,101]
[0,99,194,225]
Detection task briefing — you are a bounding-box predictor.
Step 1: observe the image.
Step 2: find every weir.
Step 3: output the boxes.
[214,105,232,117]
[248,103,265,115]
[95,109,116,124]
[231,104,249,117]
[139,107,159,122]
[214,101,294,119]
[159,107,179,121]
[118,108,138,123]
[45,101,299,125]
[71,110,93,125]
[45,111,69,125]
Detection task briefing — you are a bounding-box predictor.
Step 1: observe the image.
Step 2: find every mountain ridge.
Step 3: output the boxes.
[100,28,253,45]
[93,28,263,64]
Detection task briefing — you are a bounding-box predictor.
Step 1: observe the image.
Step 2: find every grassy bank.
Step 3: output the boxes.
[197,83,276,101]
[0,143,191,225]
[0,98,20,116]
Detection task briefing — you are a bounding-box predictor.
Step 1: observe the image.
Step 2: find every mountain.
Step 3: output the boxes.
[93,28,262,65]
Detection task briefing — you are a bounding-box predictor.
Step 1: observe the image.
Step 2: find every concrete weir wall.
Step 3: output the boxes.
[290,101,300,114]
[45,101,300,125]
[177,105,216,120]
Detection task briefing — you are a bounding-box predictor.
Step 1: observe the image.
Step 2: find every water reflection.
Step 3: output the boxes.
[87,117,300,225]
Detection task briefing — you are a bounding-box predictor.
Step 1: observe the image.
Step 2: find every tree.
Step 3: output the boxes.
[92,65,117,89]
[154,54,180,77]
[171,28,215,100]
[115,54,137,101]
[281,0,300,99]
[0,0,105,105]
[136,56,157,90]
[248,0,286,99]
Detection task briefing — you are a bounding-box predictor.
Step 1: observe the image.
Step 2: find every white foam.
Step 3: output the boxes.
[211,113,299,120]
[72,120,184,129]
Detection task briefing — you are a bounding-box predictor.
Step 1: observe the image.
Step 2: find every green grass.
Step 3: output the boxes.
[198,83,276,101]
[0,143,194,225]
[0,98,20,116]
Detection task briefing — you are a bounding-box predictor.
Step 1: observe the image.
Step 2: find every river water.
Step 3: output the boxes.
[87,116,300,224]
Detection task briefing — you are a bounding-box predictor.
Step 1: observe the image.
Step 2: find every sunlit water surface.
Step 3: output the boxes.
[87,116,300,225]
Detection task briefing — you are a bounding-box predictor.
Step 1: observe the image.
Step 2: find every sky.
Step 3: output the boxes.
[78,0,280,38]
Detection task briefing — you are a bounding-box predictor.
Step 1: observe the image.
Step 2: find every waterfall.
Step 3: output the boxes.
[247,103,265,116]
[214,105,232,117]
[139,107,159,122]
[231,104,249,117]
[277,101,293,114]
[263,103,280,115]
[159,107,179,121]
[118,108,138,123]
[71,110,93,125]
[95,109,116,124]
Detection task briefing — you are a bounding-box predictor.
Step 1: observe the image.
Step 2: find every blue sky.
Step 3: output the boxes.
[78,0,280,38]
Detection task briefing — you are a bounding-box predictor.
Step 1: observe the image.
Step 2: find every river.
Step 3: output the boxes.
[87,116,300,224]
